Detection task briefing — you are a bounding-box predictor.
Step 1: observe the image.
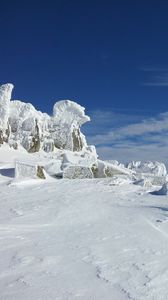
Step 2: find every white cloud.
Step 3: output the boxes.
[87,112,168,145]
[144,74,168,86]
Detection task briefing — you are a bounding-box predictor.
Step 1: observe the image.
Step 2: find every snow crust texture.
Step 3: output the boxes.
[1,174,168,300]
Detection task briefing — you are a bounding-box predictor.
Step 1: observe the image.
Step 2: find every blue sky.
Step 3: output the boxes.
[1,0,168,164]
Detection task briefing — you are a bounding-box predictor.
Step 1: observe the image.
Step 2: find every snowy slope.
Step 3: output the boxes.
[0,154,168,299]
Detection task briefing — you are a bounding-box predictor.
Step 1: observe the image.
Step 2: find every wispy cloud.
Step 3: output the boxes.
[141,66,168,86]
[96,143,168,166]
[84,109,168,166]
[87,112,168,145]
[144,74,168,86]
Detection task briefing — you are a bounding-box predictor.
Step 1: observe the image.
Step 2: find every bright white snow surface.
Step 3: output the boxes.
[1,149,168,300]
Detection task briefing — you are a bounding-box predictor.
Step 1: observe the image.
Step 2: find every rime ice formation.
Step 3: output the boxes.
[127,161,167,177]
[0,83,14,143]
[53,100,90,126]
[127,160,167,186]
[0,83,14,129]
[52,100,90,151]
[1,83,167,181]
[0,83,90,153]
[63,165,94,179]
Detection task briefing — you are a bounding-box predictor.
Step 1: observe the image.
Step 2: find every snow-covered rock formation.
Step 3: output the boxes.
[126,161,167,177]
[0,84,14,144]
[51,100,90,151]
[0,83,151,181]
[0,83,90,154]
[127,161,167,186]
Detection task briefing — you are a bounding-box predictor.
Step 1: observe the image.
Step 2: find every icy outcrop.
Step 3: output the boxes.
[0,83,91,153]
[127,161,167,186]
[0,84,14,129]
[52,100,90,151]
[53,100,90,126]
[0,84,14,143]
[127,161,167,177]
[2,83,167,181]
[15,161,46,180]
[62,146,97,169]
[63,165,93,179]
[93,160,133,178]
[106,160,125,169]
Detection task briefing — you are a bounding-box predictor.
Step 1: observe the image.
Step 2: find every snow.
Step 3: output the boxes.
[53,100,90,126]
[96,160,133,178]
[1,176,168,299]
[15,162,38,179]
[0,83,14,130]
[0,83,91,153]
[127,160,167,177]
[134,178,153,188]
[1,83,168,299]
[150,183,168,196]
[0,147,168,299]
[62,147,97,168]
[63,165,93,179]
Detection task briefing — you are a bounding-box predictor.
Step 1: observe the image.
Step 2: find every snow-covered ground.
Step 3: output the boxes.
[1,158,168,299]
[1,83,168,299]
